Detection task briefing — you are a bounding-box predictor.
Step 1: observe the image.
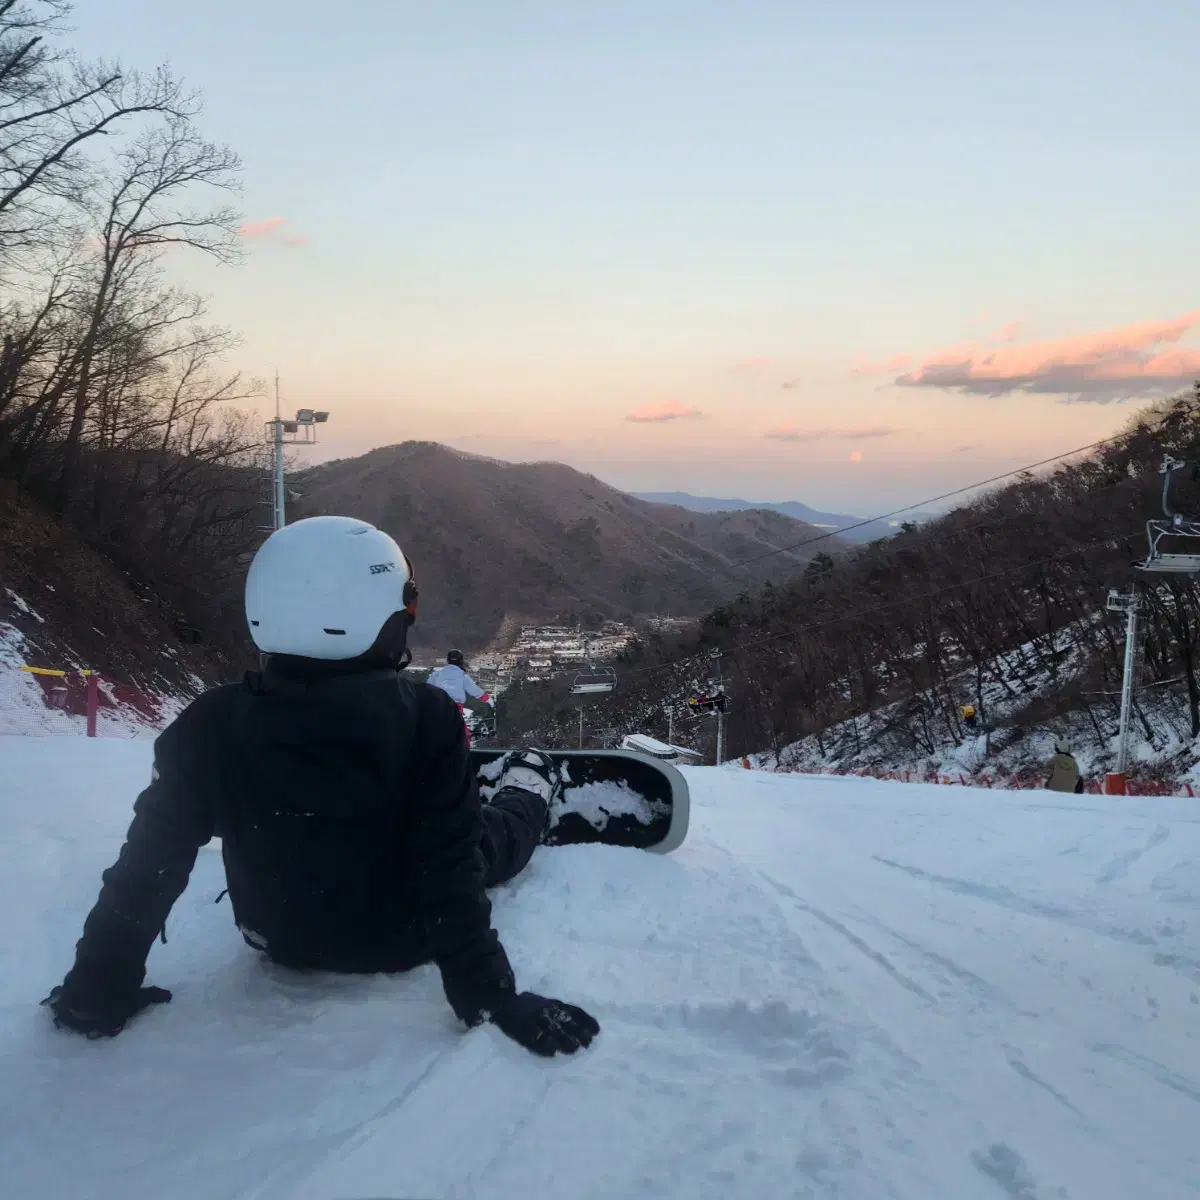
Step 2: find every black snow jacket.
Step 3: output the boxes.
[59,662,516,1025]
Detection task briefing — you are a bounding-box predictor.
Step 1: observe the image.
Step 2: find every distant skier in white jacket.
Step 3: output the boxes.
[427,649,493,743]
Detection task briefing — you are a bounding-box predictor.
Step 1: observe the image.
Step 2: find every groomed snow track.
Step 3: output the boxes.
[2,736,1198,1199]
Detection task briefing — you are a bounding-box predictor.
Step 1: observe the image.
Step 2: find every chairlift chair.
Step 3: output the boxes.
[570,665,617,696]
[1136,454,1200,575]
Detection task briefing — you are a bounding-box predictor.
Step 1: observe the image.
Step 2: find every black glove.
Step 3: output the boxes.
[491,991,600,1057]
[41,983,172,1039]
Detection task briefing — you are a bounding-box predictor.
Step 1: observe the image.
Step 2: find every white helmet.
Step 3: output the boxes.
[244,516,417,660]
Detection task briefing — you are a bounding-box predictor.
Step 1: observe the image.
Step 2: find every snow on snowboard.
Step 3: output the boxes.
[471,748,690,854]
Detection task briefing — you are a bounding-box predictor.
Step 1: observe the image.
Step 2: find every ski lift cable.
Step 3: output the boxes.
[708,436,1166,633]
[1082,675,1186,696]
[510,405,1194,693]
[610,406,1200,685]
[729,402,1198,571]
[611,532,1125,685]
[695,534,1123,669]
[533,416,1170,691]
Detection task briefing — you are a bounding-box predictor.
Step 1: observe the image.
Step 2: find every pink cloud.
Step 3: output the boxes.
[991,321,1021,343]
[238,216,309,248]
[765,424,898,442]
[626,401,705,423]
[841,424,899,439]
[894,310,1200,401]
[732,356,774,371]
[238,216,286,239]
[765,424,829,442]
[971,309,991,324]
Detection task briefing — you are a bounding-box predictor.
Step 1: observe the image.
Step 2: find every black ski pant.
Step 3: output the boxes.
[479,787,550,887]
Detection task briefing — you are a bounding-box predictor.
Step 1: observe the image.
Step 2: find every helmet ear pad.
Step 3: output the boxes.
[360,610,413,669]
[402,552,418,627]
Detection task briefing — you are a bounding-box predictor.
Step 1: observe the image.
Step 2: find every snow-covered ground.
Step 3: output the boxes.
[2,738,1199,1199]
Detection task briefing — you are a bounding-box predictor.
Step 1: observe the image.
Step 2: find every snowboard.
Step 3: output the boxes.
[470,748,690,854]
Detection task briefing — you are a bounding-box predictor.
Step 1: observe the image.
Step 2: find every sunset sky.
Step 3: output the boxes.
[76,1,1200,513]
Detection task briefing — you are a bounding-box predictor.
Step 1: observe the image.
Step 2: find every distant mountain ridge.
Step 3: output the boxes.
[631,492,933,543]
[292,443,842,652]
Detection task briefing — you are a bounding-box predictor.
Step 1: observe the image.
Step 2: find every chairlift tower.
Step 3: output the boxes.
[711,648,727,767]
[1104,586,1143,796]
[265,374,330,531]
[1109,451,1200,792]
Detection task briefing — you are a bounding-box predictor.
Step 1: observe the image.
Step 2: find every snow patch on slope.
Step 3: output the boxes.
[755,625,1200,789]
[0,598,184,738]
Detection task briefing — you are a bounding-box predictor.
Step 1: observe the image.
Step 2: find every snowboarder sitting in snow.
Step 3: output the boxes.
[41,516,599,1057]
[427,648,494,745]
[1045,735,1085,794]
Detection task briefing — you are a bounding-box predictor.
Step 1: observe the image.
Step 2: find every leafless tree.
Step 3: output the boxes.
[0,2,192,262]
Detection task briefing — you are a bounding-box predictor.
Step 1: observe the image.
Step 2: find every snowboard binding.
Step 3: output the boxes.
[491,747,565,806]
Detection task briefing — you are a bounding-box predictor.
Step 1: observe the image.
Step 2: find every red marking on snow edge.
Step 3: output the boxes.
[752,762,1200,798]
[24,667,165,735]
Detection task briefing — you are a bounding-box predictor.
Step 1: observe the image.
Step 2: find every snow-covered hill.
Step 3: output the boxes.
[2,739,1198,1198]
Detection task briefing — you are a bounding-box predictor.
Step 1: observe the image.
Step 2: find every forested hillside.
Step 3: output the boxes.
[0,3,265,674]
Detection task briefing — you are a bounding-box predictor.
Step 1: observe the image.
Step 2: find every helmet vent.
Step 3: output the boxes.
[323,628,346,636]
[250,620,260,627]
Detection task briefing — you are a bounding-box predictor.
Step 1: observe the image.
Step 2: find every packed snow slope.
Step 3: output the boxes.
[2,737,1199,1200]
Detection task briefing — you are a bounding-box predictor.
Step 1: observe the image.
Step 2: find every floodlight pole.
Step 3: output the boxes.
[666,704,674,746]
[265,373,330,531]
[272,420,286,532]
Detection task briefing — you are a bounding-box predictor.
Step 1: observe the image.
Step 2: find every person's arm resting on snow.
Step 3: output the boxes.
[43,714,213,1037]
[409,690,517,1023]
[409,691,599,1056]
